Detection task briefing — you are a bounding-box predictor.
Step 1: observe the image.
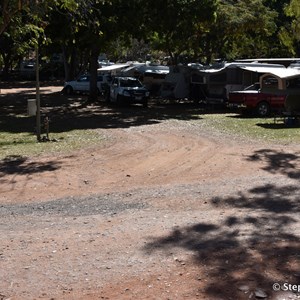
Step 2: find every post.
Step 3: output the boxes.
[35,0,41,141]
[35,42,41,141]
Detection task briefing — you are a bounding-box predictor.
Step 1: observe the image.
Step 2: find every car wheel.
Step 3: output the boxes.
[256,101,270,117]
[64,85,73,95]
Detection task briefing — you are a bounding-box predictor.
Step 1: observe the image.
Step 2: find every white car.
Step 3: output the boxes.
[109,76,150,107]
[63,74,111,95]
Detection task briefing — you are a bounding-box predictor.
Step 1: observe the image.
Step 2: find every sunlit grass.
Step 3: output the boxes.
[199,113,300,144]
[0,127,105,160]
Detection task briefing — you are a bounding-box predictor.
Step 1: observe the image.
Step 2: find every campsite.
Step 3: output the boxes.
[2,1,300,299]
[1,82,300,299]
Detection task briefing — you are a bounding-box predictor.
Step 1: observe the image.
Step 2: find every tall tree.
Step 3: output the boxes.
[44,5,81,81]
[0,14,37,79]
[143,0,218,65]
[0,0,77,34]
[279,0,300,56]
[205,0,278,61]
[49,0,147,102]
[67,0,121,101]
[264,0,292,57]
[0,0,78,78]
[0,0,29,34]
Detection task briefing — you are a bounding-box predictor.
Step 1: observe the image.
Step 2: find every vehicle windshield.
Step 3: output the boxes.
[78,76,89,82]
[261,76,278,89]
[120,78,142,87]
[244,83,260,91]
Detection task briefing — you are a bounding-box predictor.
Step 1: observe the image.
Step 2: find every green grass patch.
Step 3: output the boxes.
[200,113,300,144]
[0,129,105,160]
[0,114,105,160]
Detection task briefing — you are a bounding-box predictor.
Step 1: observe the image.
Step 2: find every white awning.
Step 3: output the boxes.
[239,66,300,79]
[198,63,285,74]
[266,68,300,79]
[97,63,130,72]
[238,65,285,74]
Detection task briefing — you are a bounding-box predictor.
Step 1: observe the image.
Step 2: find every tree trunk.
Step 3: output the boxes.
[61,45,70,81]
[88,46,99,103]
[2,53,11,80]
[62,45,78,81]
[69,47,77,80]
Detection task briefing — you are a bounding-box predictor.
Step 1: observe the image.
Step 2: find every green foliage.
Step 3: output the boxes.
[0,0,24,34]
[284,0,300,40]
[278,27,296,55]
[278,0,300,56]
[0,0,78,34]
[143,0,218,64]
[207,0,278,60]
[285,0,300,18]
[54,0,78,10]
[1,0,299,83]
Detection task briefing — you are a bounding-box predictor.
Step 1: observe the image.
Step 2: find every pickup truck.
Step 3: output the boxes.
[228,83,286,117]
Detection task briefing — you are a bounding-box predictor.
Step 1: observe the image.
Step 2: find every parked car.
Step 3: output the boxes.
[229,70,300,117]
[108,76,150,107]
[228,87,286,117]
[63,74,112,95]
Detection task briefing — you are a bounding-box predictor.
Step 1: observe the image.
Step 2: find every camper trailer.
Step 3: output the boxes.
[121,63,169,95]
[191,62,286,105]
[158,61,285,104]
[160,65,195,99]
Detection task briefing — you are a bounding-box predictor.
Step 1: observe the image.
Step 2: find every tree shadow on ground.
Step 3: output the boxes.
[247,149,300,179]
[0,80,63,89]
[0,155,62,182]
[256,122,300,129]
[143,149,300,299]
[0,92,206,133]
[143,183,300,299]
[0,84,236,134]
[0,89,68,109]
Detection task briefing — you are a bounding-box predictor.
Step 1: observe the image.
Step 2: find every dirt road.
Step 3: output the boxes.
[0,90,300,299]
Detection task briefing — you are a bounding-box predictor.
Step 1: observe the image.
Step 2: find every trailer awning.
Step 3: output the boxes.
[239,66,300,79]
[198,63,285,75]
[97,63,130,72]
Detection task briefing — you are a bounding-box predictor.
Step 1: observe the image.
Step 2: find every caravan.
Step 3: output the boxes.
[158,61,286,104]
[191,62,286,104]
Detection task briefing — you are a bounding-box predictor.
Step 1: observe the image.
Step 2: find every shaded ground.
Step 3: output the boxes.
[0,82,300,300]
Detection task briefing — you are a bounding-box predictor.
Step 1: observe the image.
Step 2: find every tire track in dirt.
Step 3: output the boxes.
[0,125,262,204]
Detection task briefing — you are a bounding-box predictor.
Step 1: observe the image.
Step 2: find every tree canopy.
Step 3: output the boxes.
[0,0,299,100]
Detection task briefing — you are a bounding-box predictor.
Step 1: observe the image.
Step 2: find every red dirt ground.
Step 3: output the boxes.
[0,84,299,300]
